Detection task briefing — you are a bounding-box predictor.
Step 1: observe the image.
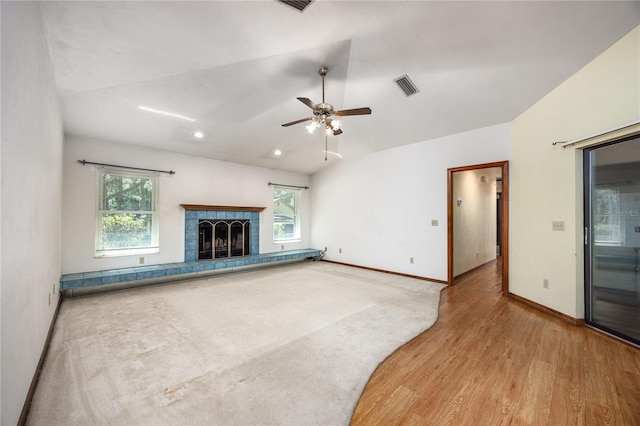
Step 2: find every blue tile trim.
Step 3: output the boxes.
[60,249,322,291]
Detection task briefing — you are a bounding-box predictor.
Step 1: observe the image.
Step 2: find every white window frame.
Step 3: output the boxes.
[95,168,160,257]
[273,186,301,242]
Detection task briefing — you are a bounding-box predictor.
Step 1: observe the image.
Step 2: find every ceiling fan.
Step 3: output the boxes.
[282,67,372,136]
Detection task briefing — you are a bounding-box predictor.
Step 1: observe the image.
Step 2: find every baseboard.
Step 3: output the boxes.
[322,260,448,285]
[18,293,63,426]
[508,292,585,326]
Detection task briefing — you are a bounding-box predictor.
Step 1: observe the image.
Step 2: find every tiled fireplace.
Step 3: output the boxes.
[182,205,264,262]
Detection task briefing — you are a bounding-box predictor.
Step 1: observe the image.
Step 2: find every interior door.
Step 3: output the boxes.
[584,134,640,346]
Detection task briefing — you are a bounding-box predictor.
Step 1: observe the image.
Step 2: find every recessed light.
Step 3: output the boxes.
[192,131,204,139]
[138,106,196,122]
[274,149,283,156]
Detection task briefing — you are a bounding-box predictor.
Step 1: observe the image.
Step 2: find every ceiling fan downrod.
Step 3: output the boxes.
[319,67,328,103]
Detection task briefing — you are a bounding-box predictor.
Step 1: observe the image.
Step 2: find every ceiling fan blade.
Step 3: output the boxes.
[297,97,318,111]
[335,107,372,116]
[282,117,313,127]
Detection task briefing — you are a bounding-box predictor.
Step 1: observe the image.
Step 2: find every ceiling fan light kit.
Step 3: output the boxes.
[282,66,371,138]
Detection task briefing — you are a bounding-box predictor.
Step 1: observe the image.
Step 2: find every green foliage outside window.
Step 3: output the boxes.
[102,174,153,211]
[97,172,157,253]
[273,188,299,240]
[101,213,152,249]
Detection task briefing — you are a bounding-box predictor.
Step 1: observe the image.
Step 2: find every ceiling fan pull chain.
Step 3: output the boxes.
[325,136,328,161]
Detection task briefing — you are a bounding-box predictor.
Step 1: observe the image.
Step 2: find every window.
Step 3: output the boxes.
[593,188,624,245]
[273,187,301,241]
[96,169,159,257]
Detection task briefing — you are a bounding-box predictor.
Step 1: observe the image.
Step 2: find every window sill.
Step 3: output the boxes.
[95,247,160,258]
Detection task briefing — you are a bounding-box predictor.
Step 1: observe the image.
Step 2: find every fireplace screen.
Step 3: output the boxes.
[198,220,250,260]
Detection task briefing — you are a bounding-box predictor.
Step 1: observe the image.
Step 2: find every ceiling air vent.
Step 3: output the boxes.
[278,0,313,13]
[394,74,420,97]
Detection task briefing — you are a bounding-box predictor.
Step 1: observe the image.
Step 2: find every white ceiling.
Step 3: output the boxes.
[41,1,640,174]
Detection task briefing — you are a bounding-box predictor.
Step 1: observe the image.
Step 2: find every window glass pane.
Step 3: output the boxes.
[100,213,152,249]
[594,188,624,244]
[102,174,153,211]
[585,134,640,346]
[273,188,300,241]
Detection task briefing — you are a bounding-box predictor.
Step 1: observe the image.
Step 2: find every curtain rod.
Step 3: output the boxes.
[78,160,175,175]
[552,120,640,148]
[268,182,309,190]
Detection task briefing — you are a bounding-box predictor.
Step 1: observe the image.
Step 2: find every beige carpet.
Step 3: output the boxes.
[27,261,445,425]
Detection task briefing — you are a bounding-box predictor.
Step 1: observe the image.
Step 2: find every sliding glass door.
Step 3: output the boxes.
[584,134,640,346]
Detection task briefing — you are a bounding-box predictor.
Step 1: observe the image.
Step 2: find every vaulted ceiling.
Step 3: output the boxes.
[41,1,640,174]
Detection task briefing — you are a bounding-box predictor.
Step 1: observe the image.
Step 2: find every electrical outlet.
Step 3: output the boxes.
[53,283,56,294]
[339,248,342,253]
[48,293,51,306]
[139,256,145,265]
[431,219,438,226]
[410,257,414,264]
[543,278,549,289]
[552,221,565,231]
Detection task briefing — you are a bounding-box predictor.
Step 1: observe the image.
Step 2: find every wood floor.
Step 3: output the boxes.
[351,260,640,425]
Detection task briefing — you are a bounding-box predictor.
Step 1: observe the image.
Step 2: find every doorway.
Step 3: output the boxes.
[584,134,640,346]
[448,161,509,295]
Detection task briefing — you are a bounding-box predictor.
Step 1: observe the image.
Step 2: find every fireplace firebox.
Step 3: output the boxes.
[198,219,250,260]
[182,205,263,263]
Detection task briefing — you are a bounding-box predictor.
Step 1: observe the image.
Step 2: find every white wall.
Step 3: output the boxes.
[453,167,500,276]
[310,123,511,281]
[63,137,312,273]
[511,26,640,318]
[1,2,64,424]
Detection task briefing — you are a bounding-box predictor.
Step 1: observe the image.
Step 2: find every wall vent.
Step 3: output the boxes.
[394,74,420,97]
[278,0,313,13]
